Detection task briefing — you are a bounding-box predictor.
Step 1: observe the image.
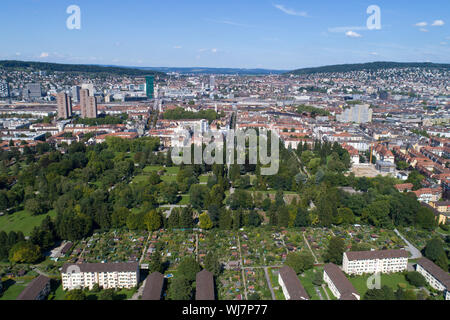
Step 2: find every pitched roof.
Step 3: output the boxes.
[417,257,450,290]
[195,270,215,300]
[62,262,139,273]
[16,275,51,300]
[278,266,309,300]
[142,272,164,300]
[323,263,359,300]
[345,249,409,261]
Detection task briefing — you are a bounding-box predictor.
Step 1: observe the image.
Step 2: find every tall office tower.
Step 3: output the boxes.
[81,83,95,96]
[80,89,98,118]
[145,76,154,99]
[72,85,81,103]
[0,81,8,98]
[56,92,73,119]
[209,75,216,90]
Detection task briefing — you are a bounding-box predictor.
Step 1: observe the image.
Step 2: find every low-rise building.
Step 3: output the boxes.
[343,250,409,275]
[278,266,309,300]
[142,272,164,300]
[16,275,51,300]
[416,257,450,300]
[61,262,139,290]
[323,263,360,300]
[196,270,215,300]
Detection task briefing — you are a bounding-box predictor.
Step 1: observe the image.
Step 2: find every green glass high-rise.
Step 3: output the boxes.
[146,76,154,99]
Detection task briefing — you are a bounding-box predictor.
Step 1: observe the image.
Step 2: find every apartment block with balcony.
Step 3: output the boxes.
[61,262,139,291]
[343,250,409,275]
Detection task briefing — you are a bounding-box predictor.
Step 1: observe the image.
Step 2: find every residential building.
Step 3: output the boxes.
[278,266,309,300]
[80,88,97,118]
[16,275,51,300]
[323,263,360,300]
[142,272,164,300]
[61,262,139,290]
[416,257,450,300]
[57,92,73,119]
[337,104,373,123]
[72,85,81,103]
[196,270,215,300]
[343,250,409,275]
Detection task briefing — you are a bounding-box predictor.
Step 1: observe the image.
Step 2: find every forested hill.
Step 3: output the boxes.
[288,62,450,75]
[0,60,165,76]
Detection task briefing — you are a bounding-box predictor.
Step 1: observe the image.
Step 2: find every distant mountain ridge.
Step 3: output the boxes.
[288,61,450,75]
[131,66,287,75]
[0,60,165,76]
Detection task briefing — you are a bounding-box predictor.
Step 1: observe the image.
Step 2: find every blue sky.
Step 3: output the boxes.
[0,0,449,69]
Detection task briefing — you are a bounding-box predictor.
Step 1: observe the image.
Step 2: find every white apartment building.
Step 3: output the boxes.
[343,250,409,275]
[61,262,139,291]
[323,263,360,300]
[416,257,450,300]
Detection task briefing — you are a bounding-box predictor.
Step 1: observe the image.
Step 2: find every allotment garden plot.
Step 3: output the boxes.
[76,230,148,263]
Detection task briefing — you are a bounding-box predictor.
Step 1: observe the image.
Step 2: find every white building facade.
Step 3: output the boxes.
[343,250,409,275]
[61,263,139,290]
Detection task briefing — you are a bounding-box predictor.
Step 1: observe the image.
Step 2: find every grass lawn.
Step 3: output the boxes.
[199,175,209,183]
[0,210,57,236]
[299,268,324,300]
[348,272,413,297]
[161,175,177,183]
[0,279,31,300]
[178,194,190,205]
[267,268,285,300]
[51,283,66,300]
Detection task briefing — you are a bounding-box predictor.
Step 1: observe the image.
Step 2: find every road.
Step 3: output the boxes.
[394,229,422,259]
[302,232,319,264]
[263,267,276,300]
[236,233,248,300]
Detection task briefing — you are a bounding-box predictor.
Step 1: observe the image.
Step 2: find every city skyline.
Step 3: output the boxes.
[0,0,449,69]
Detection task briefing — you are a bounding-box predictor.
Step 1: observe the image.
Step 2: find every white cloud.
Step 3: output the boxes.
[419,28,429,32]
[432,20,445,26]
[274,4,307,17]
[211,48,218,53]
[206,19,253,28]
[415,22,427,27]
[370,52,379,56]
[440,41,447,45]
[39,52,49,58]
[345,31,362,38]
[173,45,182,49]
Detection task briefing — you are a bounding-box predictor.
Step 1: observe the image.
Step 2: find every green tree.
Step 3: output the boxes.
[65,289,86,300]
[405,272,427,288]
[285,252,314,274]
[199,212,213,230]
[168,276,192,300]
[9,241,41,263]
[324,237,345,265]
[178,257,201,282]
[424,238,448,271]
[144,210,161,231]
[204,252,221,276]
